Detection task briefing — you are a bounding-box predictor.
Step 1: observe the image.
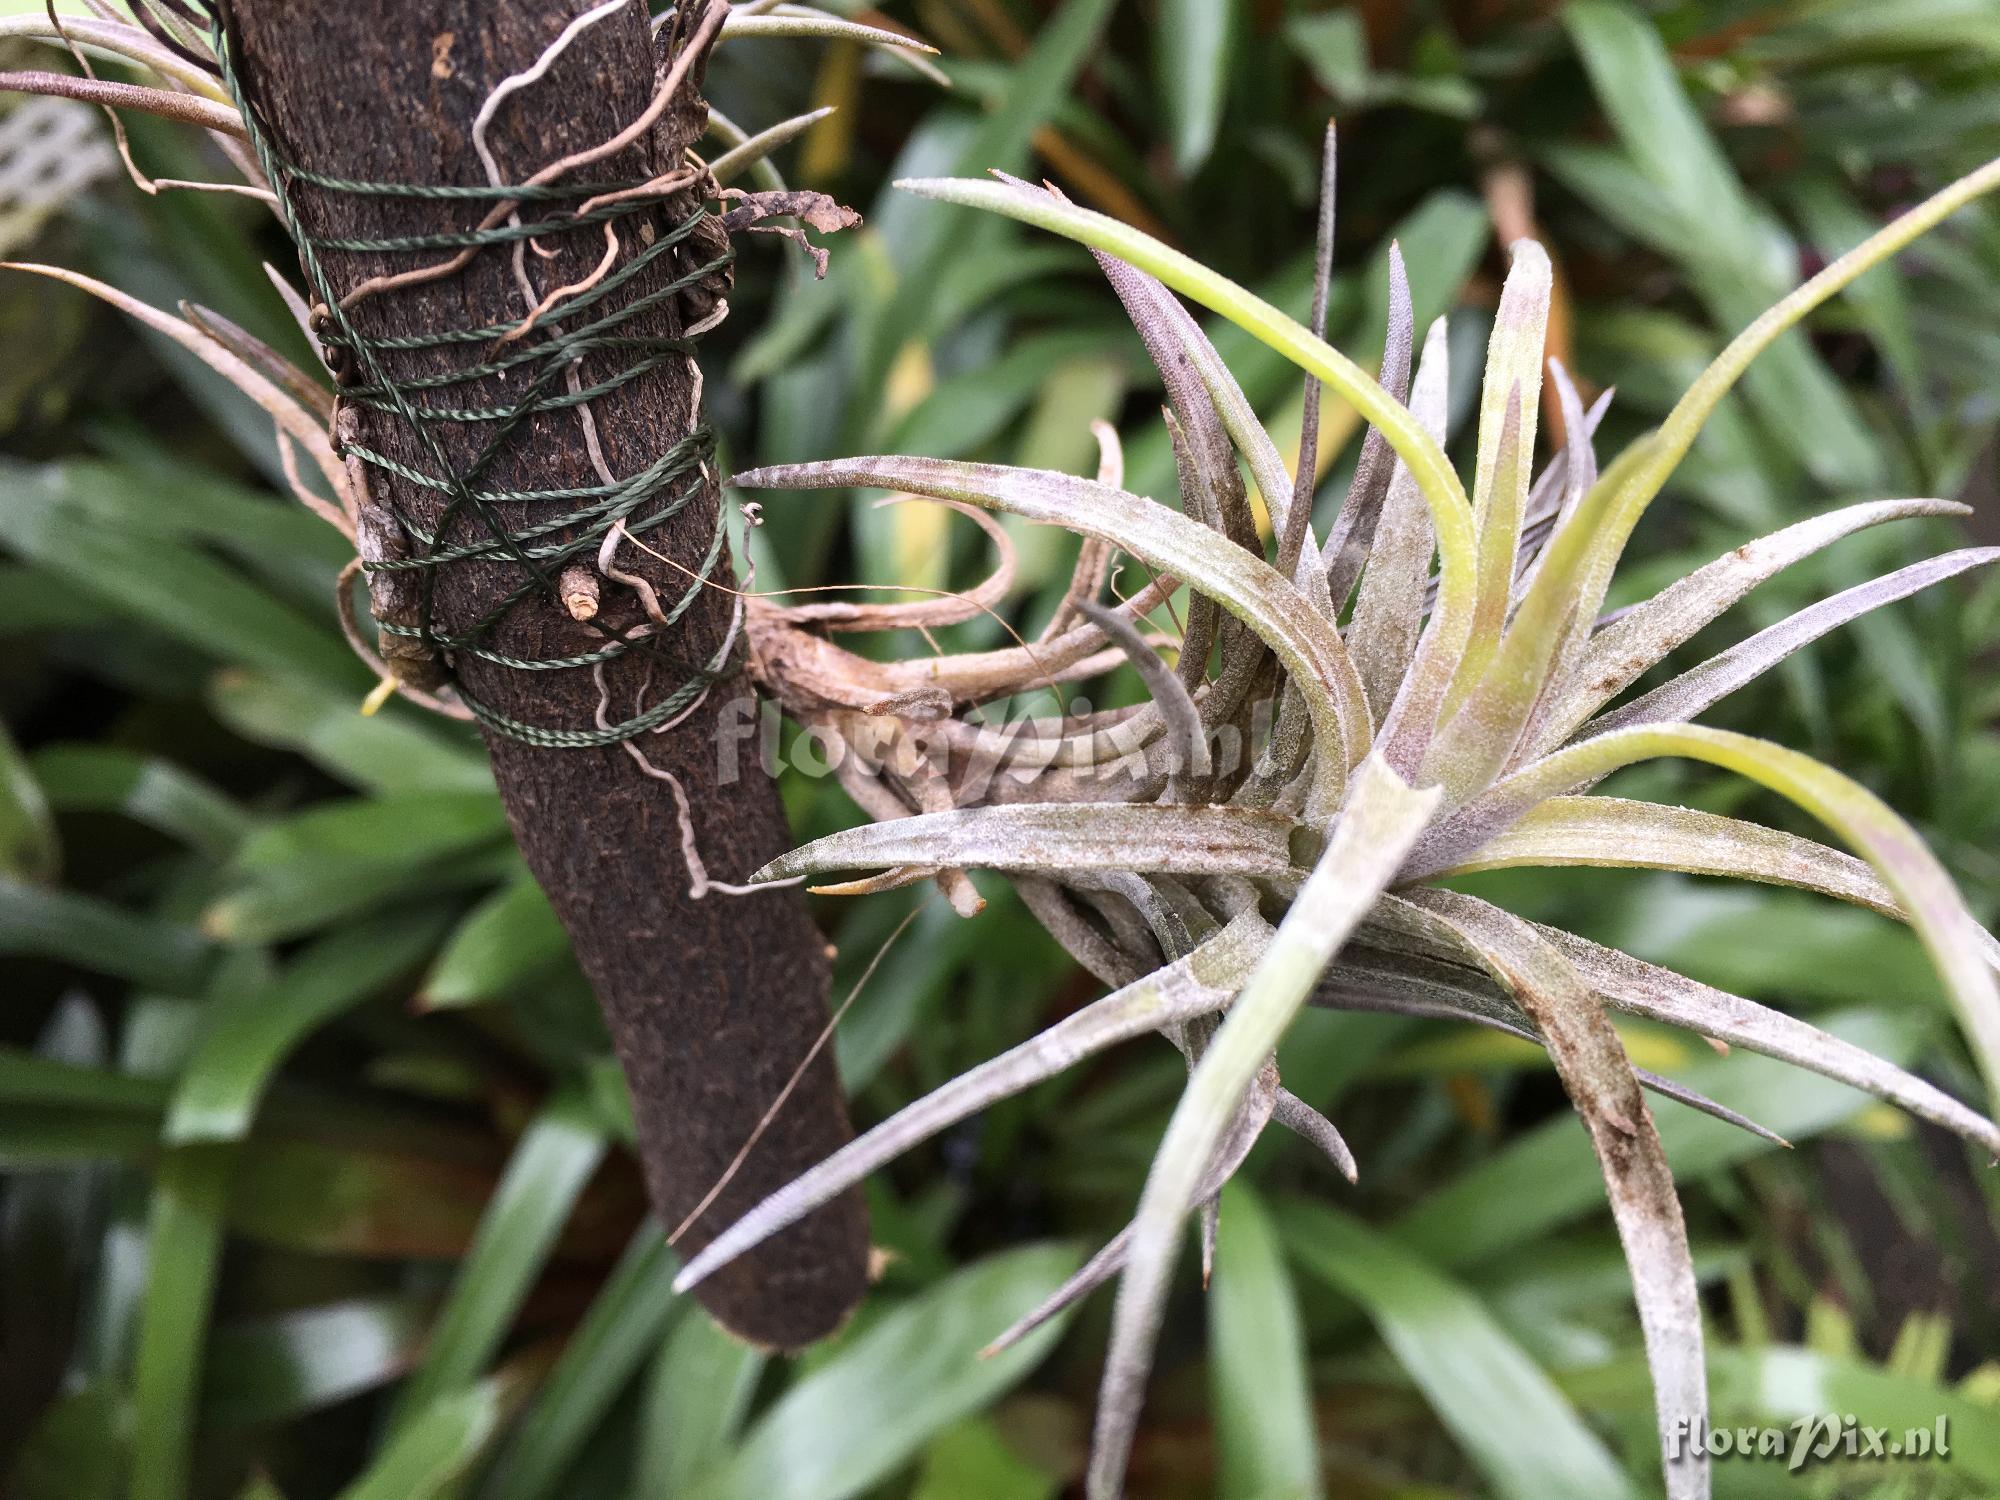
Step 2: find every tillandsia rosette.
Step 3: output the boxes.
[6,6,2000,1491]
[669,137,2000,1499]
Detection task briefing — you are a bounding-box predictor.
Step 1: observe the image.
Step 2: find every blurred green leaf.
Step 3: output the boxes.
[167,910,446,1143]
[1562,1,1879,489]
[1394,1008,1933,1272]
[1710,1346,2000,1484]
[6,1380,128,1500]
[1158,0,1233,174]
[206,793,507,943]
[485,1227,680,1500]
[1285,13,1369,103]
[129,1147,230,1500]
[632,1301,766,1500]
[337,1384,501,1500]
[389,1085,607,1430]
[205,1297,426,1427]
[1210,1182,1320,1500]
[1281,1201,1634,1500]
[910,1416,1057,1500]
[0,718,56,882]
[0,1048,167,1115]
[858,0,1117,414]
[224,1137,495,1259]
[0,881,211,993]
[32,746,250,860]
[689,1244,1085,1500]
[423,869,567,1010]
[206,669,489,795]
[0,462,358,688]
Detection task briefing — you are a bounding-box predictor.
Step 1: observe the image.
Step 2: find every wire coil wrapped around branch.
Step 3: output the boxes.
[211,2,738,748]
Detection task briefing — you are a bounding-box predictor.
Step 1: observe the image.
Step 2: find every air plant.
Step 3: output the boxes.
[9,11,2000,1495]
[666,136,2000,1499]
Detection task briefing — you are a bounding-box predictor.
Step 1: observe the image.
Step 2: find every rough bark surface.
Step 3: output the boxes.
[227,0,866,1348]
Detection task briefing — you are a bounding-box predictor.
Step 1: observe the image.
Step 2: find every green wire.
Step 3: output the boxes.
[207,4,738,749]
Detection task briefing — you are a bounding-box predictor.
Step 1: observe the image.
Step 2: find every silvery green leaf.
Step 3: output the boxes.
[674,911,1271,1298]
[706,106,834,188]
[1282,122,1343,581]
[1077,601,1209,796]
[1086,235,1251,548]
[995,174,1323,600]
[1465,724,2000,1117]
[1591,157,2000,580]
[1420,388,1534,798]
[1271,1088,1358,1183]
[981,1230,1131,1360]
[1456,242,1552,700]
[1511,360,1599,601]
[1149,289,1301,573]
[734,455,1372,820]
[1535,498,1971,750]
[1071,872,1222,967]
[718,10,947,86]
[0,12,225,97]
[1316,939,1787,1146]
[1394,889,1707,1500]
[1430,385,1612,618]
[1495,161,2000,755]
[890,174,1481,626]
[1320,246,1416,607]
[1351,316,1448,725]
[1435,796,1904,917]
[983,1057,1284,1360]
[5,264,349,532]
[1530,923,2000,1159]
[754,803,1295,884]
[1011,876,1141,986]
[1090,758,1438,1499]
[1586,547,2000,738]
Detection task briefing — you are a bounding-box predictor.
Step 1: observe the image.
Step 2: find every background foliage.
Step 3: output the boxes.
[3,1,2000,1496]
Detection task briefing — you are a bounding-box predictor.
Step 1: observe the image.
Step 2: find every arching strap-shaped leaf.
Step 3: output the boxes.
[1416,431,1662,800]
[1530,923,2000,1159]
[1088,759,1438,1499]
[734,455,1371,820]
[1391,889,1708,1500]
[1138,266,1299,569]
[1476,158,2000,781]
[0,13,232,102]
[1313,941,1788,1147]
[673,910,1271,1298]
[754,803,1294,884]
[1533,498,1968,751]
[1620,157,2000,555]
[1440,796,1902,911]
[1451,724,2000,1116]
[892,175,1481,652]
[1281,122,1342,584]
[990,172,1304,587]
[1431,801,2000,982]
[1341,923,2000,1159]
[1586,547,2000,738]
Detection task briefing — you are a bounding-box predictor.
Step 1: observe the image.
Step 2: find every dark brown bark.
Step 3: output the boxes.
[225,0,865,1347]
